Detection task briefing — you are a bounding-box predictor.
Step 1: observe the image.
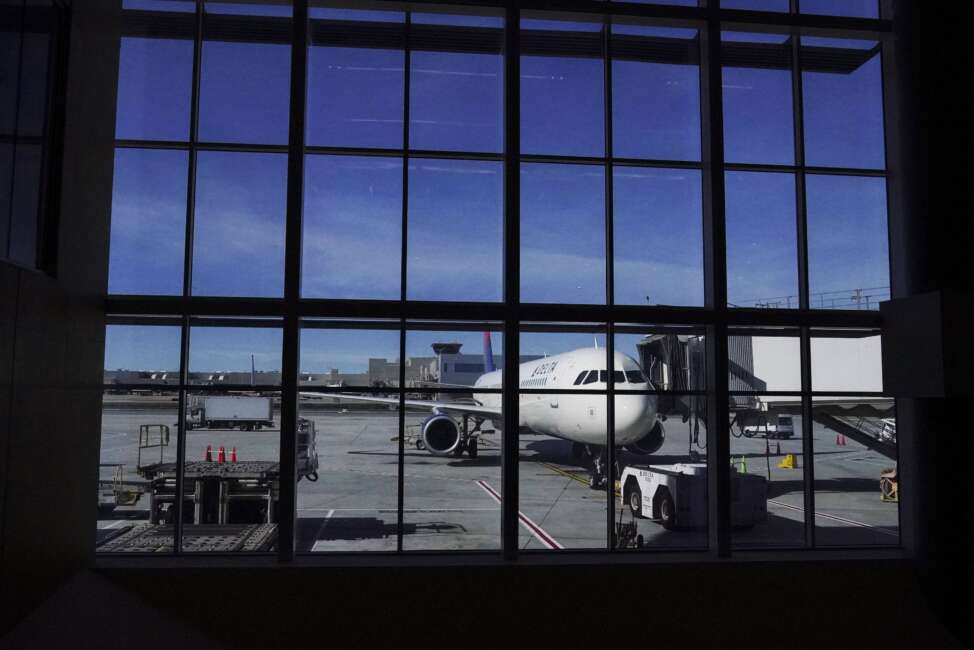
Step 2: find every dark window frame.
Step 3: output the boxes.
[101,0,897,563]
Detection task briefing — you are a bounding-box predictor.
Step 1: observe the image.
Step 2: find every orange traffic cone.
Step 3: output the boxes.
[218,446,226,464]
[205,444,212,462]
[230,447,237,463]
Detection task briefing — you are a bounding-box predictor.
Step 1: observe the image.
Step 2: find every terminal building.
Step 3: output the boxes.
[0,2,970,648]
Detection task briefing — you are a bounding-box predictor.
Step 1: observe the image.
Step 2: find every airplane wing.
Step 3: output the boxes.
[299,392,502,418]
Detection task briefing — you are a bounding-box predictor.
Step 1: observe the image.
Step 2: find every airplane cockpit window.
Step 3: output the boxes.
[574,371,588,385]
[583,370,599,385]
[598,370,627,384]
[624,370,646,384]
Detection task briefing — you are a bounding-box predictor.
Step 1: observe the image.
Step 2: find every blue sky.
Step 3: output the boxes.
[108,11,888,370]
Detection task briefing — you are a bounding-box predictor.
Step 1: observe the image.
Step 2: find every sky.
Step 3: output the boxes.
[108,5,888,372]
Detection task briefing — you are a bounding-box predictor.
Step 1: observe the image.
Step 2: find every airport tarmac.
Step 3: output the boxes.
[96,396,900,552]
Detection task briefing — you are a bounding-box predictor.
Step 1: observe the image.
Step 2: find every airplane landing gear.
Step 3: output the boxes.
[589,447,608,490]
[587,446,621,490]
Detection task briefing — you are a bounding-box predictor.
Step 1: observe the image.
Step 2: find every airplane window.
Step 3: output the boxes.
[574,371,587,385]
[583,370,598,385]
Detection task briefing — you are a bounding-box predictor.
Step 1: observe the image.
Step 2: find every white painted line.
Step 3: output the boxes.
[768,499,899,537]
[475,480,564,550]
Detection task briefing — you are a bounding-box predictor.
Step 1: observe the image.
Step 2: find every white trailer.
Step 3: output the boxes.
[620,463,767,529]
[196,395,274,430]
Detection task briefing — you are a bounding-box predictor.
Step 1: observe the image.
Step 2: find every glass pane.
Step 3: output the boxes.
[299,325,400,389]
[123,1,196,10]
[729,399,805,548]
[297,323,401,552]
[521,18,604,156]
[519,393,606,549]
[403,399,502,550]
[407,159,503,302]
[408,326,504,389]
[398,326,503,550]
[297,392,397,552]
[198,7,291,144]
[96,390,179,553]
[613,167,703,306]
[205,1,292,17]
[306,22,404,148]
[806,174,889,309]
[188,324,283,386]
[812,396,898,546]
[730,332,801,392]
[192,152,286,297]
[109,148,188,296]
[721,32,794,165]
[181,390,282,553]
[409,50,503,153]
[617,403,708,550]
[520,163,605,304]
[104,324,182,383]
[721,0,788,9]
[302,155,401,300]
[801,0,878,18]
[811,333,882,392]
[612,24,700,161]
[726,171,798,308]
[15,28,49,139]
[0,144,11,256]
[616,325,708,392]
[802,37,884,169]
[7,142,40,267]
[116,38,193,141]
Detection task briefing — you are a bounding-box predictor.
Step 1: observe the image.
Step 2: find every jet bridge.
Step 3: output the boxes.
[767,398,897,460]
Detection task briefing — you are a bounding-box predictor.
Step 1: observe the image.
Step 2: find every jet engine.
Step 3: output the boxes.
[422,414,462,456]
[625,420,665,456]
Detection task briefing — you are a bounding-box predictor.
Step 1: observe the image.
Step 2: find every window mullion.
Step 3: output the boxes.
[502,3,520,561]
[701,8,731,558]
[278,0,309,562]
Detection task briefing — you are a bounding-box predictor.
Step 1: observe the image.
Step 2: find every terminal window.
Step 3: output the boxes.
[99,0,898,559]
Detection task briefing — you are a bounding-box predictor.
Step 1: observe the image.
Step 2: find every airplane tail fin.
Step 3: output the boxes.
[483,332,496,373]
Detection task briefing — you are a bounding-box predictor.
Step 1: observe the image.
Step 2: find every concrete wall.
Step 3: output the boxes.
[0,0,119,633]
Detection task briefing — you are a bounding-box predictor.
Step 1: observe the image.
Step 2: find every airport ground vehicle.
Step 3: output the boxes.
[621,464,767,529]
[188,395,274,431]
[742,414,795,439]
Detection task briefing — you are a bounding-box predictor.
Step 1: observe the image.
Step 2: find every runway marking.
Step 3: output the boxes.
[768,499,899,537]
[474,480,564,550]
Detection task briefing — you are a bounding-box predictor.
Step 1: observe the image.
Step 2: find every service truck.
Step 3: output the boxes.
[190,395,274,430]
[621,463,767,530]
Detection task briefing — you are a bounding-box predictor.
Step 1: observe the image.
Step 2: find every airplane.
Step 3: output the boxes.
[300,333,665,488]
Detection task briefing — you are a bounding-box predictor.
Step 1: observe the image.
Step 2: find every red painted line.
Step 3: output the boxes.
[475,480,564,550]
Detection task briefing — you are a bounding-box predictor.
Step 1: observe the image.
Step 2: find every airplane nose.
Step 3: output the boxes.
[613,394,655,441]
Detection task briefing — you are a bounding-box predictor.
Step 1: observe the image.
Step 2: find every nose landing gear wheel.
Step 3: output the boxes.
[467,438,478,458]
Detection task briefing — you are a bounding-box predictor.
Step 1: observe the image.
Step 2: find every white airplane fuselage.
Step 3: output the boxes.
[470,347,657,447]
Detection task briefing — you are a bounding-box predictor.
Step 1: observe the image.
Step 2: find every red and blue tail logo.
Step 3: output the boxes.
[483,332,496,373]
